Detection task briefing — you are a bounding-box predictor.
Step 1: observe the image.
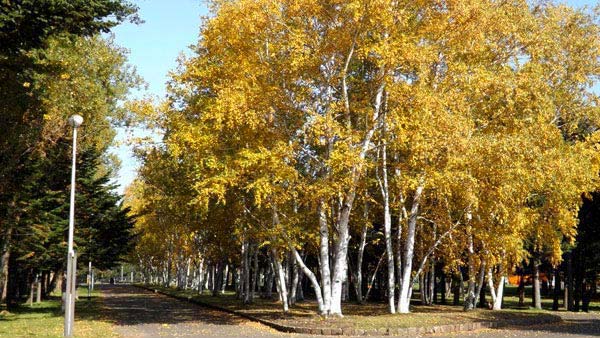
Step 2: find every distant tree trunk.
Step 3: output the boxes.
[212,263,222,296]
[244,243,252,303]
[184,257,191,289]
[582,282,591,312]
[40,272,47,299]
[420,272,427,304]
[453,273,461,306]
[297,268,304,301]
[440,271,446,304]
[531,257,542,310]
[566,251,574,311]
[265,255,274,299]
[197,258,205,294]
[552,267,561,311]
[364,253,385,302]
[478,279,486,308]
[221,264,228,294]
[49,270,61,296]
[518,268,525,307]
[5,252,18,308]
[429,261,435,305]
[207,264,214,293]
[250,246,258,302]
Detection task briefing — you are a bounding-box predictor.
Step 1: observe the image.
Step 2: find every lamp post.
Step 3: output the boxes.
[64,114,83,337]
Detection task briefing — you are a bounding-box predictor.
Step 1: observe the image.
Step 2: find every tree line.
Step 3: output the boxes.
[127,0,600,316]
[0,1,139,308]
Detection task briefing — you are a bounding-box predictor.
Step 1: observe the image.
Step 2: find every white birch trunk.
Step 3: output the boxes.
[377,137,395,313]
[289,254,299,305]
[355,205,368,303]
[329,206,350,316]
[464,232,477,311]
[318,201,332,314]
[271,247,289,312]
[398,184,424,313]
[290,247,326,314]
[395,199,406,310]
[487,267,505,310]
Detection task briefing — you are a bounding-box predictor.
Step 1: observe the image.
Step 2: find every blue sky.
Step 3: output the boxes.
[109,0,598,194]
[110,0,208,193]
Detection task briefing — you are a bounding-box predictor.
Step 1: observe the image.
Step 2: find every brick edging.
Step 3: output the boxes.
[133,284,560,336]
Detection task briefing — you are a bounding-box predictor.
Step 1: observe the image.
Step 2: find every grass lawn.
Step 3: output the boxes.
[0,286,117,338]
[501,284,600,312]
[144,284,570,330]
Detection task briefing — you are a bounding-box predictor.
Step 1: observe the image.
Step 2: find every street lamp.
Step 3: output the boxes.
[64,114,83,337]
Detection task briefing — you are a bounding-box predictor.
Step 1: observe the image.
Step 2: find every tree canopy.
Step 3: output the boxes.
[128,0,600,316]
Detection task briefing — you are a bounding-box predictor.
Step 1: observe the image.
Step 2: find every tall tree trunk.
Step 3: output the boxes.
[290,247,325,313]
[289,252,299,305]
[395,203,405,310]
[420,272,427,304]
[398,184,424,313]
[474,259,486,308]
[354,209,368,304]
[0,226,13,303]
[377,136,396,313]
[487,267,505,310]
[317,201,332,314]
[330,198,352,316]
[463,232,477,311]
[429,261,435,305]
[271,247,289,312]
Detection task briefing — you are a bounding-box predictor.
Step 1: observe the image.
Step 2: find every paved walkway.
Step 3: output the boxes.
[99,285,600,338]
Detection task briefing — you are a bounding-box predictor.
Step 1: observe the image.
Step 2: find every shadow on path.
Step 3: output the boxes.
[98,284,246,326]
[97,284,283,337]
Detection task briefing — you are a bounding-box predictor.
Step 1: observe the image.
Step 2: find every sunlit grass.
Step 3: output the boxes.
[143,284,567,330]
[0,286,117,338]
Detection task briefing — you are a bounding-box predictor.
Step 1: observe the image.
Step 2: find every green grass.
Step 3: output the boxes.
[0,286,117,338]
[142,284,564,330]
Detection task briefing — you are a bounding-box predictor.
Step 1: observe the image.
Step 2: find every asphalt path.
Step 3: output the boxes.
[98,285,600,338]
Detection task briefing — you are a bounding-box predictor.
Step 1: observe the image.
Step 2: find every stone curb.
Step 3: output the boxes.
[133,285,561,336]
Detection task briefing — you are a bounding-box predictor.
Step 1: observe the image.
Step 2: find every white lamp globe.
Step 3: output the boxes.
[68,114,84,128]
